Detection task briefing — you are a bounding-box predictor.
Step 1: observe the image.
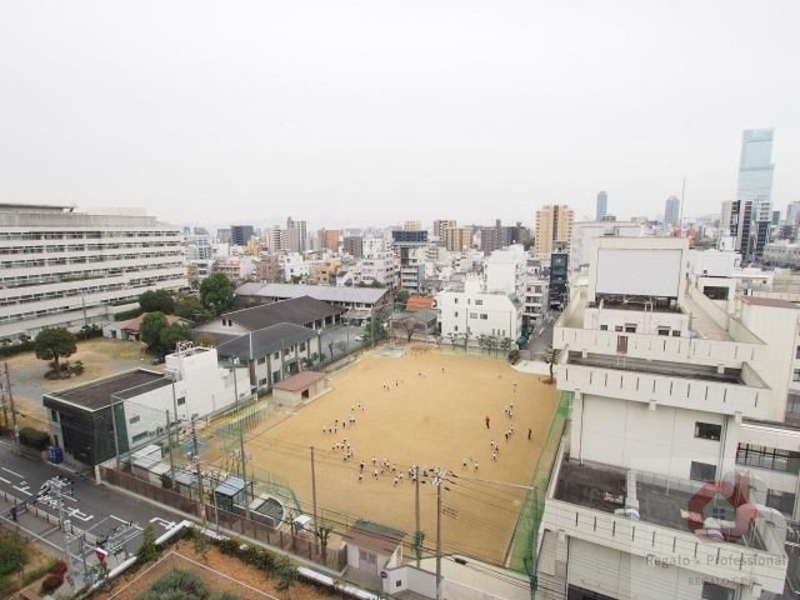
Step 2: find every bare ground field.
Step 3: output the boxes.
[203,345,558,566]
[2,338,151,430]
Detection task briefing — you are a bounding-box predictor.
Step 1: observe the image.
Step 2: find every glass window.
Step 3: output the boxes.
[690,461,717,482]
[766,489,796,517]
[702,582,734,600]
[177,397,186,406]
[694,422,722,441]
[129,415,141,424]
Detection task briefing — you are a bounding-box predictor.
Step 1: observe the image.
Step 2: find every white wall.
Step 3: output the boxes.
[437,284,521,340]
[572,394,735,480]
[583,307,689,336]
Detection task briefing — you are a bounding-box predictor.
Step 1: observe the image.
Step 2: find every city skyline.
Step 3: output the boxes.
[1,2,798,228]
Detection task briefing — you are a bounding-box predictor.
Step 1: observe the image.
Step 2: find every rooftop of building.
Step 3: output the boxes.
[554,459,766,551]
[214,322,319,361]
[738,295,800,309]
[272,371,326,393]
[221,295,344,331]
[236,282,388,305]
[567,351,750,384]
[45,369,171,411]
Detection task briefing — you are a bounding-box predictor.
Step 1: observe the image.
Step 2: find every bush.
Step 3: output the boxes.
[50,560,68,576]
[508,349,520,364]
[41,573,64,593]
[18,427,50,451]
[114,307,143,322]
[0,533,28,576]
[0,338,35,358]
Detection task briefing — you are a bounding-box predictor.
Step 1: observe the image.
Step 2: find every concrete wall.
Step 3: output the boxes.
[583,307,689,336]
[572,394,737,480]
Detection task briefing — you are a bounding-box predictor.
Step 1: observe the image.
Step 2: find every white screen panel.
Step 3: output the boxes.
[595,248,682,297]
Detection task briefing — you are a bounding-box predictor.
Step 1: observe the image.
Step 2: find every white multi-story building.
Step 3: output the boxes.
[569,221,643,274]
[524,256,549,332]
[363,236,388,258]
[279,253,310,283]
[437,247,526,343]
[0,203,187,340]
[355,253,397,287]
[536,237,799,600]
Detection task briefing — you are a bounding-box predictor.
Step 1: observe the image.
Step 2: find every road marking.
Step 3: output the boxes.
[1,467,23,479]
[13,485,32,496]
[67,508,94,522]
[149,517,176,530]
[0,476,9,484]
[110,514,131,525]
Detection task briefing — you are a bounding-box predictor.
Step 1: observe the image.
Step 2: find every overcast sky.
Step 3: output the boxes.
[1,1,797,230]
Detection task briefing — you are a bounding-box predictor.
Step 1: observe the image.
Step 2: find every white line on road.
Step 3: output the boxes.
[0,476,9,484]
[110,514,130,525]
[1,467,23,479]
[13,485,31,496]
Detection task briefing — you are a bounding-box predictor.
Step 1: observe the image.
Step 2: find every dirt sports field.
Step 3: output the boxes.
[206,345,558,566]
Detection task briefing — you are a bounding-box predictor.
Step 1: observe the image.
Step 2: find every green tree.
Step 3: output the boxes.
[274,554,298,599]
[543,346,560,383]
[175,295,208,321]
[158,323,191,356]
[34,328,77,375]
[139,290,175,314]
[200,273,235,316]
[395,290,410,310]
[137,524,161,564]
[140,312,168,351]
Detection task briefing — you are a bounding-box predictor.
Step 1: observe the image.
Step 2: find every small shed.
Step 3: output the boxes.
[173,469,198,497]
[272,371,329,407]
[343,520,406,577]
[213,476,253,512]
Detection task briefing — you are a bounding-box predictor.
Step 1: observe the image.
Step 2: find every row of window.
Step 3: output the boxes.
[452,298,484,305]
[0,230,180,241]
[735,443,800,474]
[0,241,181,255]
[255,343,307,363]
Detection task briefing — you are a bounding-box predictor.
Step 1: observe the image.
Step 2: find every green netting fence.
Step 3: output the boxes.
[506,390,572,574]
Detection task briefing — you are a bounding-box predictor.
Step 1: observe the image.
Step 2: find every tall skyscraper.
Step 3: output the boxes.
[230,225,254,246]
[596,191,608,220]
[664,195,681,228]
[534,205,574,258]
[737,129,775,205]
[733,129,775,262]
[286,217,307,253]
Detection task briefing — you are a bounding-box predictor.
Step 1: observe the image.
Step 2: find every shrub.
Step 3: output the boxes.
[136,524,161,564]
[50,560,68,576]
[40,573,64,593]
[0,533,28,576]
[508,349,520,364]
[18,427,50,451]
[114,307,143,322]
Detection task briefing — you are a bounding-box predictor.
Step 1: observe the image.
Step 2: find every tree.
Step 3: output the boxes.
[543,346,560,383]
[316,524,333,564]
[274,554,298,599]
[139,290,175,314]
[34,328,77,375]
[158,323,191,356]
[486,335,498,357]
[137,524,160,563]
[196,333,217,347]
[395,290,410,310]
[140,312,168,351]
[447,332,459,349]
[200,273,235,316]
[175,294,209,322]
[500,337,513,356]
[477,334,489,355]
[394,316,424,343]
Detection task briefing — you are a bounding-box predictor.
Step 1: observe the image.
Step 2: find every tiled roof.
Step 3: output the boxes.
[223,296,343,331]
[215,323,318,360]
[273,371,326,392]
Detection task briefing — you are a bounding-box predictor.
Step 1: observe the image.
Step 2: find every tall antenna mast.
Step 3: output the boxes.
[679,176,686,235]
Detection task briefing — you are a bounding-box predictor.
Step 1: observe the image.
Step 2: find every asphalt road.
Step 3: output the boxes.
[319,324,368,359]
[0,442,188,585]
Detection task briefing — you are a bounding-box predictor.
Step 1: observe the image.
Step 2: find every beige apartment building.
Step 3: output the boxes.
[534,204,574,258]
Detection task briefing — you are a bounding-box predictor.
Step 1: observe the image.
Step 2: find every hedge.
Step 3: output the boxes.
[19,427,50,452]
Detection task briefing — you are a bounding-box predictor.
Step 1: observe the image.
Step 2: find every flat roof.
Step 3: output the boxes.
[554,459,765,551]
[238,282,389,305]
[567,351,747,384]
[738,295,800,309]
[48,370,170,411]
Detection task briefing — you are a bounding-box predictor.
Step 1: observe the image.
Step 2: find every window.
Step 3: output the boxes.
[50,409,58,423]
[701,581,734,600]
[795,345,800,359]
[672,330,681,337]
[794,369,800,383]
[475,299,483,306]
[454,311,459,318]
[600,325,608,331]
[788,394,800,416]
[766,489,796,517]
[694,422,721,441]
[129,415,141,424]
[469,312,478,319]
[257,357,266,365]
[258,377,267,386]
[132,431,150,443]
[480,314,488,320]
[274,352,280,359]
[454,298,458,304]
[177,397,186,406]
[624,324,637,333]
[736,444,800,473]
[657,326,670,336]
[453,325,459,332]
[690,461,717,482]
[614,325,623,332]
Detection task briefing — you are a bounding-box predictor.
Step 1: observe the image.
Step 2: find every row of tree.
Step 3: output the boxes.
[138,273,235,321]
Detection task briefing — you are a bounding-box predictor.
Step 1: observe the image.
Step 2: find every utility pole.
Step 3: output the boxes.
[434,469,448,600]
[415,465,421,567]
[231,358,250,519]
[5,363,20,455]
[194,456,206,526]
[109,394,121,469]
[165,410,175,488]
[311,446,319,552]
[1,372,8,429]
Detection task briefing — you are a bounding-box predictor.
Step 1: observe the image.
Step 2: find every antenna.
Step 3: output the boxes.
[679,176,686,235]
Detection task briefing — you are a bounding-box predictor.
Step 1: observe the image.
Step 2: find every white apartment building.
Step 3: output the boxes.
[0,203,187,340]
[524,257,549,332]
[279,253,310,282]
[437,247,526,343]
[363,236,388,258]
[536,237,799,600]
[355,253,397,287]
